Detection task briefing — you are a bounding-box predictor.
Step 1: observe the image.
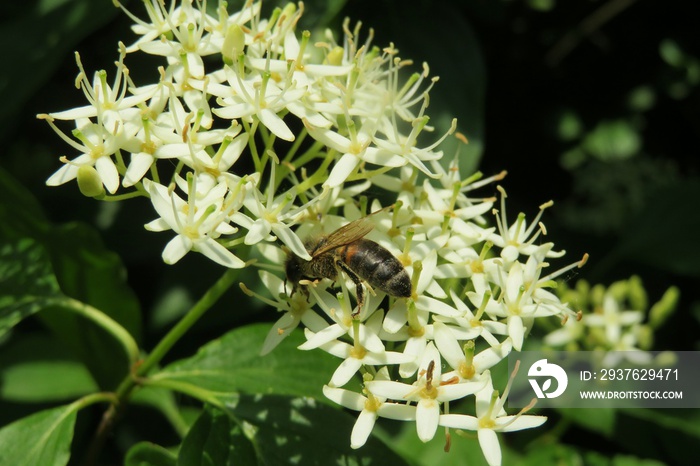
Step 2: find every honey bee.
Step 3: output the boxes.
[285,208,412,315]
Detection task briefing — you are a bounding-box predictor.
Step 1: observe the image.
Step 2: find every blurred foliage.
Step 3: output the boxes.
[1,0,699,465]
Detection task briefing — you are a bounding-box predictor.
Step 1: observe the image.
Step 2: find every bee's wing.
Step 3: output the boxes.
[309,206,395,257]
[310,216,374,257]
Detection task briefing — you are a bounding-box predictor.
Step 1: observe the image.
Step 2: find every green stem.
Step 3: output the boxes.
[294,152,335,194]
[144,377,227,410]
[101,190,147,202]
[54,296,139,364]
[132,268,239,382]
[244,120,262,175]
[76,392,121,466]
[84,268,238,462]
[72,391,118,411]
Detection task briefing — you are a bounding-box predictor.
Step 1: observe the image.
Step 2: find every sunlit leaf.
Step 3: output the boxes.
[198,395,410,466]
[155,323,342,400]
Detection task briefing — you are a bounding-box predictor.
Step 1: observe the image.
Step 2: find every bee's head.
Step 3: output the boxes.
[285,254,303,288]
[283,245,305,296]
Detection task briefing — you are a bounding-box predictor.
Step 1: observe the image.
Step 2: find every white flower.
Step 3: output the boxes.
[439,372,547,466]
[43,118,127,194]
[469,255,562,351]
[438,289,509,347]
[543,314,585,347]
[298,286,384,350]
[48,47,152,125]
[119,0,218,57]
[305,124,405,188]
[242,266,328,355]
[302,307,413,388]
[488,186,565,261]
[143,176,245,268]
[584,293,644,345]
[210,63,305,142]
[322,368,417,449]
[372,112,456,179]
[230,164,313,260]
[366,343,487,442]
[434,321,513,382]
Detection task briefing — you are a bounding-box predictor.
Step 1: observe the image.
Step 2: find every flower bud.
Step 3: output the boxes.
[222,24,245,66]
[77,165,105,198]
[648,286,679,329]
[325,46,344,66]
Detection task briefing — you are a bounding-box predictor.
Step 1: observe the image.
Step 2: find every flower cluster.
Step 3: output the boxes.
[545,276,678,354]
[41,1,588,464]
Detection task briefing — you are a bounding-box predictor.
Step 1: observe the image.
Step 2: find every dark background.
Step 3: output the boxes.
[2,0,699,464]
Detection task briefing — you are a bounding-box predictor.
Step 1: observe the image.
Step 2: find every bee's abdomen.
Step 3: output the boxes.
[341,239,412,298]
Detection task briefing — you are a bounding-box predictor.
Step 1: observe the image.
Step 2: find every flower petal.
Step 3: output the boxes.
[351,410,377,449]
[478,428,502,466]
[261,312,299,355]
[416,399,439,442]
[196,238,245,268]
[324,153,359,188]
[123,152,154,187]
[95,156,120,194]
[244,218,272,245]
[162,235,192,264]
[494,414,547,432]
[322,385,366,411]
[272,223,311,260]
[439,413,479,431]
[258,108,295,142]
[508,315,525,351]
[330,357,363,387]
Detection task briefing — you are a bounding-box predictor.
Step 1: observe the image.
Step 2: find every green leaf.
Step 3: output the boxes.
[390,420,489,466]
[37,221,142,389]
[41,221,142,341]
[0,167,48,234]
[0,168,58,337]
[154,323,341,400]
[0,167,141,389]
[178,406,257,466]
[612,454,666,466]
[0,404,77,466]
[521,443,584,466]
[0,238,62,337]
[224,394,408,465]
[0,334,97,402]
[125,442,177,466]
[131,386,191,438]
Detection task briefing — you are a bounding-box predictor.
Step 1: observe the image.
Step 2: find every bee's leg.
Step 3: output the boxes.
[336,261,365,317]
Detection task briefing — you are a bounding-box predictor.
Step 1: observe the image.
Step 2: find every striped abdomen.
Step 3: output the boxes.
[338,239,412,298]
